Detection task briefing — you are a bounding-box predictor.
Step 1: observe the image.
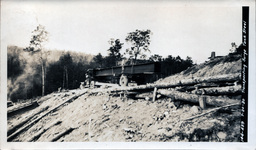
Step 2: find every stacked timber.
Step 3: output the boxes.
[89,73,240,93]
[89,73,241,109]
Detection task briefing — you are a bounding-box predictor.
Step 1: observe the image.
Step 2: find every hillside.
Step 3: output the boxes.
[7,53,242,142]
[156,54,241,84]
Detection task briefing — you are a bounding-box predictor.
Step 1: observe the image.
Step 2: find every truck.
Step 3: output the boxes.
[87,62,162,86]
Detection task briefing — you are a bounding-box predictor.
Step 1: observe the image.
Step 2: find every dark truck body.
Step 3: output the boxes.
[90,62,161,85]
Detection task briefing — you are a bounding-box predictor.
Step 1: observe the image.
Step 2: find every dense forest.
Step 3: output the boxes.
[7,45,94,102]
[7,45,194,102]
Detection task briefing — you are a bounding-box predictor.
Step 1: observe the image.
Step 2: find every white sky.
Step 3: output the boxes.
[1,0,245,63]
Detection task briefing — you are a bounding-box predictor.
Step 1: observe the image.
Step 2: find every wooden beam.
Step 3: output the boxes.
[152,87,157,102]
[199,96,207,109]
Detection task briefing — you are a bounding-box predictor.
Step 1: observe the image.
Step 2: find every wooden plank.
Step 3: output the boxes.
[199,96,207,109]
[152,87,157,102]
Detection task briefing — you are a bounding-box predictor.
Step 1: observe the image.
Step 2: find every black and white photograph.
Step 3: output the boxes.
[1,0,255,149]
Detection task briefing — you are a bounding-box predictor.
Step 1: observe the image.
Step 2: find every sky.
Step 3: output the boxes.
[1,0,245,63]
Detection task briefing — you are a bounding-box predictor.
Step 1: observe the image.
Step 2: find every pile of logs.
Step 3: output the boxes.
[155,73,241,108]
[93,73,241,109]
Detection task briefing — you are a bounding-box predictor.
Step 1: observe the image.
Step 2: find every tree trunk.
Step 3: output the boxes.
[40,51,46,96]
[42,63,45,96]
[63,67,65,89]
[66,67,68,89]
[192,85,242,95]
[157,89,240,107]
[90,73,240,94]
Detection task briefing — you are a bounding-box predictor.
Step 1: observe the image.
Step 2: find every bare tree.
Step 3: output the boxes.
[24,24,48,96]
[59,53,73,89]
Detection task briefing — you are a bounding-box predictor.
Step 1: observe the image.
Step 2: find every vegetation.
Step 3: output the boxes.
[160,55,193,77]
[108,39,123,61]
[8,27,196,102]
[7,46,92,102]
[24,25,49,96]
[125,29,152,64]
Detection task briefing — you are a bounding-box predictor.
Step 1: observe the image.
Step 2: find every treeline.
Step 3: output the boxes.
[159,55,193,77]
[7,45,93,102]
[8,27,195,102]
[8,45,194,102]
[93,53,194,77]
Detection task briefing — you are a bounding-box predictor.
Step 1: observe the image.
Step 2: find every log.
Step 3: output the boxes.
[50,127,75,142]
[7,91,87,142]
[7,106,49,136]
[90,73,241,94]
[95,81,119,88]
[197,73,240,83]
[193,85,242,96]
[176,82,238,92]
[183,102,240,121]
[28,120,62,142]
[175,86,196,92]
[8,101,39,115]
[158,89,240,107]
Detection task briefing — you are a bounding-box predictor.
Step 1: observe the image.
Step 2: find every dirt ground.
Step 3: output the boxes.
[7,54,242,142]
[8,90,241,142]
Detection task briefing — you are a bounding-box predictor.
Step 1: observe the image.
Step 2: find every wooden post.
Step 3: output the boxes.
[153,87,157,102]
[199,96,207,109]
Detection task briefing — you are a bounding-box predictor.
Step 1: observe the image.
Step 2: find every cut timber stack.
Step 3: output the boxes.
[89,73,241,109]
[89,73,240,94]
[193,85,242,95]
[157,89,240,107]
